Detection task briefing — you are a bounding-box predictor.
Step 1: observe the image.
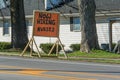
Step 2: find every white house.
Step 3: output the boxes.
[0,0,120,51]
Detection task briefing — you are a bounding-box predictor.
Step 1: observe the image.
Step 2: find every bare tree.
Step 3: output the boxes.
[10,0,29,50]
[79,0,99,53]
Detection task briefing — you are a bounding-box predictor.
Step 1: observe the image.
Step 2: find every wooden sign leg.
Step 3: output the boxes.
[56,40,59,56]
[58,38,68,59]
[20,37,33,56]
[33,38,41,57]
[48,40,58,56]
[30,37,34,57]
[20,37,41,57]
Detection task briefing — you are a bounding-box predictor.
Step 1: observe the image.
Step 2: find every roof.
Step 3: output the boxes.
[0,0,45,17]
[95,0,120,11]
[0,0,120,17]
[49,0,120,13]
[24,0,45,15]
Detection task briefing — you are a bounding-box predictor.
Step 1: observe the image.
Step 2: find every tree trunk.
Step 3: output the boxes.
[79,0,99,53]
[10,0,29,50]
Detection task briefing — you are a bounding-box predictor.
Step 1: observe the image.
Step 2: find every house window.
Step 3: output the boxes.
[26,20,30,35]
[3,20,10,35]
[70,17,80,32]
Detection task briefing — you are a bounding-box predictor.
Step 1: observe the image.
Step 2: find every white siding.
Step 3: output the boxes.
[0,17,120,50]
[96,22,120,46]
[59,17,81,48]
[112,23,120,43]
[96,23,109,45]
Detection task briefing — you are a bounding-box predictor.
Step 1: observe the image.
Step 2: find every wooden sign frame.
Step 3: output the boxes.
[20,10,67,59]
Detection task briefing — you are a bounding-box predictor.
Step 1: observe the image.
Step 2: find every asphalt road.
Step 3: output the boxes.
[0,56,120,80]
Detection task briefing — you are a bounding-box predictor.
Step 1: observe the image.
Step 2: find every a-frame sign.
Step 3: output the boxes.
[20,10,67,58]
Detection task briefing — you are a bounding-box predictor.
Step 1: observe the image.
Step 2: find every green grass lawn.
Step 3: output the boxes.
[65,50,120,64]
[67,50,120,59]
[0,49,120,64]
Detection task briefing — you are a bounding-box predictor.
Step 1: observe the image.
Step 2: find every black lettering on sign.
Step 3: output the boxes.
[38,13,51,19]
[37,19,55,25]
[37,27,55,32]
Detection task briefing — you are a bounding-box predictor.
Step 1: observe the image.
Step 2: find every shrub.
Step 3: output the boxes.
[40,43,62,54]
[101,43,116,51]
[101,44,109,51]
[70,44,80,51]
[0,42,11,50]
[112,43,116,49]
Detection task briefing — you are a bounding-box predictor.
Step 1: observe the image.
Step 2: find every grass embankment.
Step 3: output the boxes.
[0,49,120,64]
[66,50,120,64]
[68,50,120,58]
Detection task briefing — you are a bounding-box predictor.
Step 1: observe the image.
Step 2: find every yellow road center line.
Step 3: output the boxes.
[17,69,96,80]
[0,65,105,80]
[0,70,96,80]
[18,69,46,74]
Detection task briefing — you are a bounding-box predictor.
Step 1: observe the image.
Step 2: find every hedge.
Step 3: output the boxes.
[0,42,11,50]
[70,44,80,51]
[40,43,62,54]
